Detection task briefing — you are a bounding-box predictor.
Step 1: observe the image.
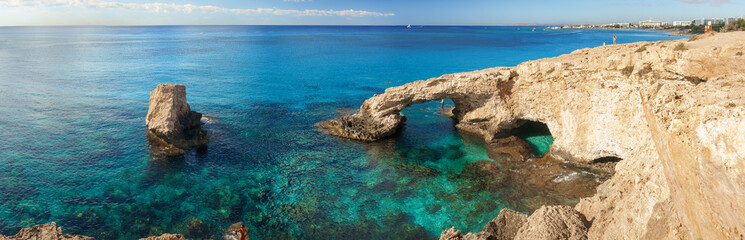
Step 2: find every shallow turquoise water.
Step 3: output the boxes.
[524,136,555,157]
[0,26,683,239]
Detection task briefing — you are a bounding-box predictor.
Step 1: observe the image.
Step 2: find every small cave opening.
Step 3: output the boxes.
[508,120,554,157]
[589,156,622,174]
[592,156,622,164]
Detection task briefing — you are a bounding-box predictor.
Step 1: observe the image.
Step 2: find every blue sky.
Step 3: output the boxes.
[0,0,742,25]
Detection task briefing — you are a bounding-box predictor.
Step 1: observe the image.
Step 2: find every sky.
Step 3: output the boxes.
[0,0,743,25]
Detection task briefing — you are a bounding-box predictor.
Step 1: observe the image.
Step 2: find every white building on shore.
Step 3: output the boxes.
[693,18,724,26]
[672,21,692,26]
[639,20,663,28]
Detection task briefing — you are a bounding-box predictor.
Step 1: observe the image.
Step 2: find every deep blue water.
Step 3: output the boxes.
[0,26,683,239]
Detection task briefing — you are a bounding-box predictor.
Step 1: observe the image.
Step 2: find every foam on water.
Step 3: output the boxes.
[0,26,684,239]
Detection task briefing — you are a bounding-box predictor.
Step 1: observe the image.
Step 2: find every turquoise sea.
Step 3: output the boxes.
[0,26,683,239]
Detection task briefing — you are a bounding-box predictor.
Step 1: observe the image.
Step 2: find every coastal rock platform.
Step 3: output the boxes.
[322,32,745,239]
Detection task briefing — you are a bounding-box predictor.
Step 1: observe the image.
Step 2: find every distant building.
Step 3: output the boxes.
[726,18,740,24]
[639,20,663,28]
[600,23,630,28]
[672,21,692,26]
[693,18,724,26]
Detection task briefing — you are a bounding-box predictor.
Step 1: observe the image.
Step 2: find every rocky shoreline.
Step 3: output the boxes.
[322,32,745,239]
[0,222,250,240]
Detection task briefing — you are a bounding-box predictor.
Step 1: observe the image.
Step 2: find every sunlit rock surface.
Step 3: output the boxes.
[440,208,528,240]
[514,206,589,240]
[324,32,745,239]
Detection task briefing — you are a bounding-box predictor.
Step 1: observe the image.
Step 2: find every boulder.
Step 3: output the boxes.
[514,206,589,240]
[0,222,93,240]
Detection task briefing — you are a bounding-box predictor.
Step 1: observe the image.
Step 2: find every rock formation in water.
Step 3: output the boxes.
[146,84,207,156]
[322,32,745,239]
[0,222,93,240]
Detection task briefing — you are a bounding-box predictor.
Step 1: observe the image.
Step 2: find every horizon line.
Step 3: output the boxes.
[0,24,594,27]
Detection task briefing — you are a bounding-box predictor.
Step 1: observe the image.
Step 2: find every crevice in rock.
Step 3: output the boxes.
[592,156,622,164]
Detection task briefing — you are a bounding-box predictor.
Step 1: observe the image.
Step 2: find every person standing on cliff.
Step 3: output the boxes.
[613,34,617,44]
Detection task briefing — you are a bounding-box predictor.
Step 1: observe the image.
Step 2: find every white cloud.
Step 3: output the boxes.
[678,0,732,6]
[0,0,394,17]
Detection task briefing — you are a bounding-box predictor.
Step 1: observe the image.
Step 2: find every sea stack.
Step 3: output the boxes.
[146,84,206,156]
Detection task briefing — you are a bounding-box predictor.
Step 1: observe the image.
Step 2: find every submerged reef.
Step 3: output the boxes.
[145,84,207,156]
[322,32,745,239]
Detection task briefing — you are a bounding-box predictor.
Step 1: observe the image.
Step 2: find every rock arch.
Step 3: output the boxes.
[319,68,518,142]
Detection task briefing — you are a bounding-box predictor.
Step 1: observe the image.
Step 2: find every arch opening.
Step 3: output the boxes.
[506,120,554,157]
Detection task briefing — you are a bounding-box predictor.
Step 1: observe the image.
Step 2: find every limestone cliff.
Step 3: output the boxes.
[321,32,745,239]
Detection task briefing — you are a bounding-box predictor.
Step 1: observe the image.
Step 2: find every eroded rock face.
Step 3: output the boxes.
[0,222,93,240]
[514,206,589,240]
[488,209,528,240]
[439,227,463,240]
[146,84,202,136]
[145,84,206,156]
[325,32,745,239]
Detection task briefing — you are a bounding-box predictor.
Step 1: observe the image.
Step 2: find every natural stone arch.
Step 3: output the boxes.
[319,68,517,142]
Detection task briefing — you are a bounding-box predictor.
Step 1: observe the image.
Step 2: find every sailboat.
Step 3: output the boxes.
[407,25,411,29]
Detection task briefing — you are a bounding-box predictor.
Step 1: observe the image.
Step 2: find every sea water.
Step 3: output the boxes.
[0,26,683,239]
